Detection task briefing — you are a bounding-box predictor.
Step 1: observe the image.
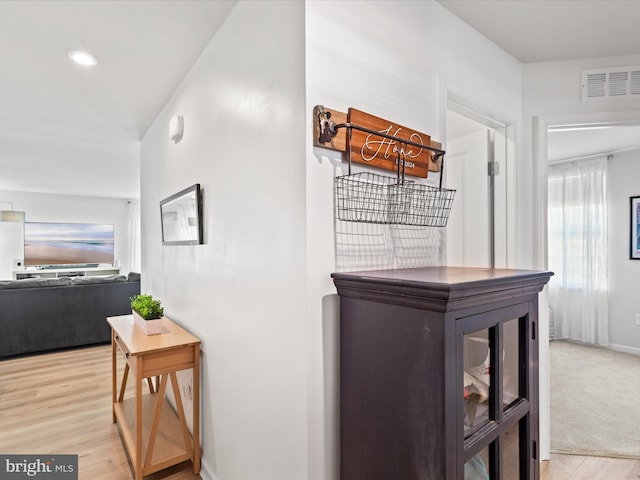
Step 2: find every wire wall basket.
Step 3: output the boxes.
[323,114,456,227]
[335,173,456,227]
[402,183,456,227]
[335,172,412,224]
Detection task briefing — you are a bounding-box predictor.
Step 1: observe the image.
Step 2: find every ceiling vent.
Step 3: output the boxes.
[581,66,640,102]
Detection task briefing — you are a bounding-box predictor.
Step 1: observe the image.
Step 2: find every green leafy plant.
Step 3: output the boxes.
[130,294,164,320]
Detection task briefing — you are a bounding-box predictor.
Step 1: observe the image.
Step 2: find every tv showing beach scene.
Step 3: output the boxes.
[24,222,114,267]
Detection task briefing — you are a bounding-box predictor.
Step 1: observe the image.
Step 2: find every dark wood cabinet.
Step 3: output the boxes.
[331,267,553,480]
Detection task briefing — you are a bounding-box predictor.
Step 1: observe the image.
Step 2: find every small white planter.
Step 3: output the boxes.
[132,311,164,335]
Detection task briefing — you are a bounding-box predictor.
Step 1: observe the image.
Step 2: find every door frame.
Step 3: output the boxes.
[532,108,640,460]
[446,91,517,269]
[533,109,640,271]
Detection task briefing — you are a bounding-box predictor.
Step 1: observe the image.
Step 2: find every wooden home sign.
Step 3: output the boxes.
[313,105,442,176]
[349,108,435,177]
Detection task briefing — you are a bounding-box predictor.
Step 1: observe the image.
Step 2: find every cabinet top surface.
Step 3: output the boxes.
[331,266,553,290]
[107,314,200,355]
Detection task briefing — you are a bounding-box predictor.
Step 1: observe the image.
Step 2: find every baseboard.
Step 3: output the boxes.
[608,343,640,356]
[553,340,640,356]
[199,458,218,480]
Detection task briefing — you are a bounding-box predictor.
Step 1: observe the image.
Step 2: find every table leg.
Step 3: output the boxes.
[170,371,191,452]
[193,344,201,474]
[135,356,143,480]
[111,329,116,423]
[144,374,168,467]
[119,364,130,402]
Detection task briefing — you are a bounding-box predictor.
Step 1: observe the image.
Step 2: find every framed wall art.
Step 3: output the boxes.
[160,184,203,245]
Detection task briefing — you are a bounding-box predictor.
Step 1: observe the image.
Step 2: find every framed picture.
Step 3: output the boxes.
[631,196,640,259]
[160,184,203,245]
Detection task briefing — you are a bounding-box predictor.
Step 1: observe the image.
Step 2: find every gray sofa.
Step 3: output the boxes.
[0,273,140,358]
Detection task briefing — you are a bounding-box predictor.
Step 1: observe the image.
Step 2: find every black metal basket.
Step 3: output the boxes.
[334,172,413,224]
[335,172,455,227]
[328,118,455,227]
[401,183,456,227]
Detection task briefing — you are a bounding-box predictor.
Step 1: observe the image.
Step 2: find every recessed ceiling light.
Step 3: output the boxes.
[68,49,98,66]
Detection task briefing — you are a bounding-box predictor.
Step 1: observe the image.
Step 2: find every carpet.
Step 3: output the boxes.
[550,340,640,459]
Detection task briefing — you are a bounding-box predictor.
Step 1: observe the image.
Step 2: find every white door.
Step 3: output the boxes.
[445,108,508,268]
[446,128,491,267]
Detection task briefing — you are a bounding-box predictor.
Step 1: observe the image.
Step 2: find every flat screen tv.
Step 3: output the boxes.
[24,222,115,267]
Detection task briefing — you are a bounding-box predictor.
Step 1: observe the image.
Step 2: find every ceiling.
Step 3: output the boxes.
[437,0,640,63]
[2,1,640,201]
[547,125,640,163]
[0,0,236,200]
[439,0,640,161]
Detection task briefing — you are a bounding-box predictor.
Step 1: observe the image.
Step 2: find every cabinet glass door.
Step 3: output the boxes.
[464,445,490,480]
[463,328,491,437]
[503,419,523,479]
[459,305,534,479]
[503,318,521,410]
[463,419,524,480]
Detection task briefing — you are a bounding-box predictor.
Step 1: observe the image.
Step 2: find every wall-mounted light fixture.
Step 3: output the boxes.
[169,115,184,143]
[0,203,25,222]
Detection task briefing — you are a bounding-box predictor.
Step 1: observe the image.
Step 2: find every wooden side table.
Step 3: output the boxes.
[107,314,201,480]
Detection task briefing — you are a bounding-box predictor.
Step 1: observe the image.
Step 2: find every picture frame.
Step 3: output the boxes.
[160,184,203,245]
[630,196,640,259]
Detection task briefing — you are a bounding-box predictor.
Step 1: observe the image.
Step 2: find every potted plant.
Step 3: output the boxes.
[130,294,165,335]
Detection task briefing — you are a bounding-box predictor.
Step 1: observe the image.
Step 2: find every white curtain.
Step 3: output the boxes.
[548,157,608,346]
[128,200,141,274]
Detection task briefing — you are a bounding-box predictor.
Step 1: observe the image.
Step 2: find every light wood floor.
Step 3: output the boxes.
[2,344,639,480]
[0,344,199,480]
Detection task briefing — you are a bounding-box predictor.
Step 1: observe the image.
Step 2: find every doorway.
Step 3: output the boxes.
[533,111,640,460]
[546,121,640,458]
[445,94,512,268]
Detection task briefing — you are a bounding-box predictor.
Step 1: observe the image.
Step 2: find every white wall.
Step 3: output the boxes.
[608,148,640,352]
[522,53,640,268]
[523,57,640,350]
[0,220,23,280]
[139,1,526,478]
[0,190,135,279]
[140,2,306,479]
[305,2,523,478]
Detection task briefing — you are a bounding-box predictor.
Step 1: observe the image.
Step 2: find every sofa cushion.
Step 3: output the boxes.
[71,275,127,285]
[0,277,73,289]
[127,272,141,282]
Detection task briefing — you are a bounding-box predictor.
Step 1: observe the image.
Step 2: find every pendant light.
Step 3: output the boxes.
[0,203,25,222]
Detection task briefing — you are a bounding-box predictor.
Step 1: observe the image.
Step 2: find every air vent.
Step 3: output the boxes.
[586,72,606,98]
[582,66,640,102]
[632,71,640,95]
